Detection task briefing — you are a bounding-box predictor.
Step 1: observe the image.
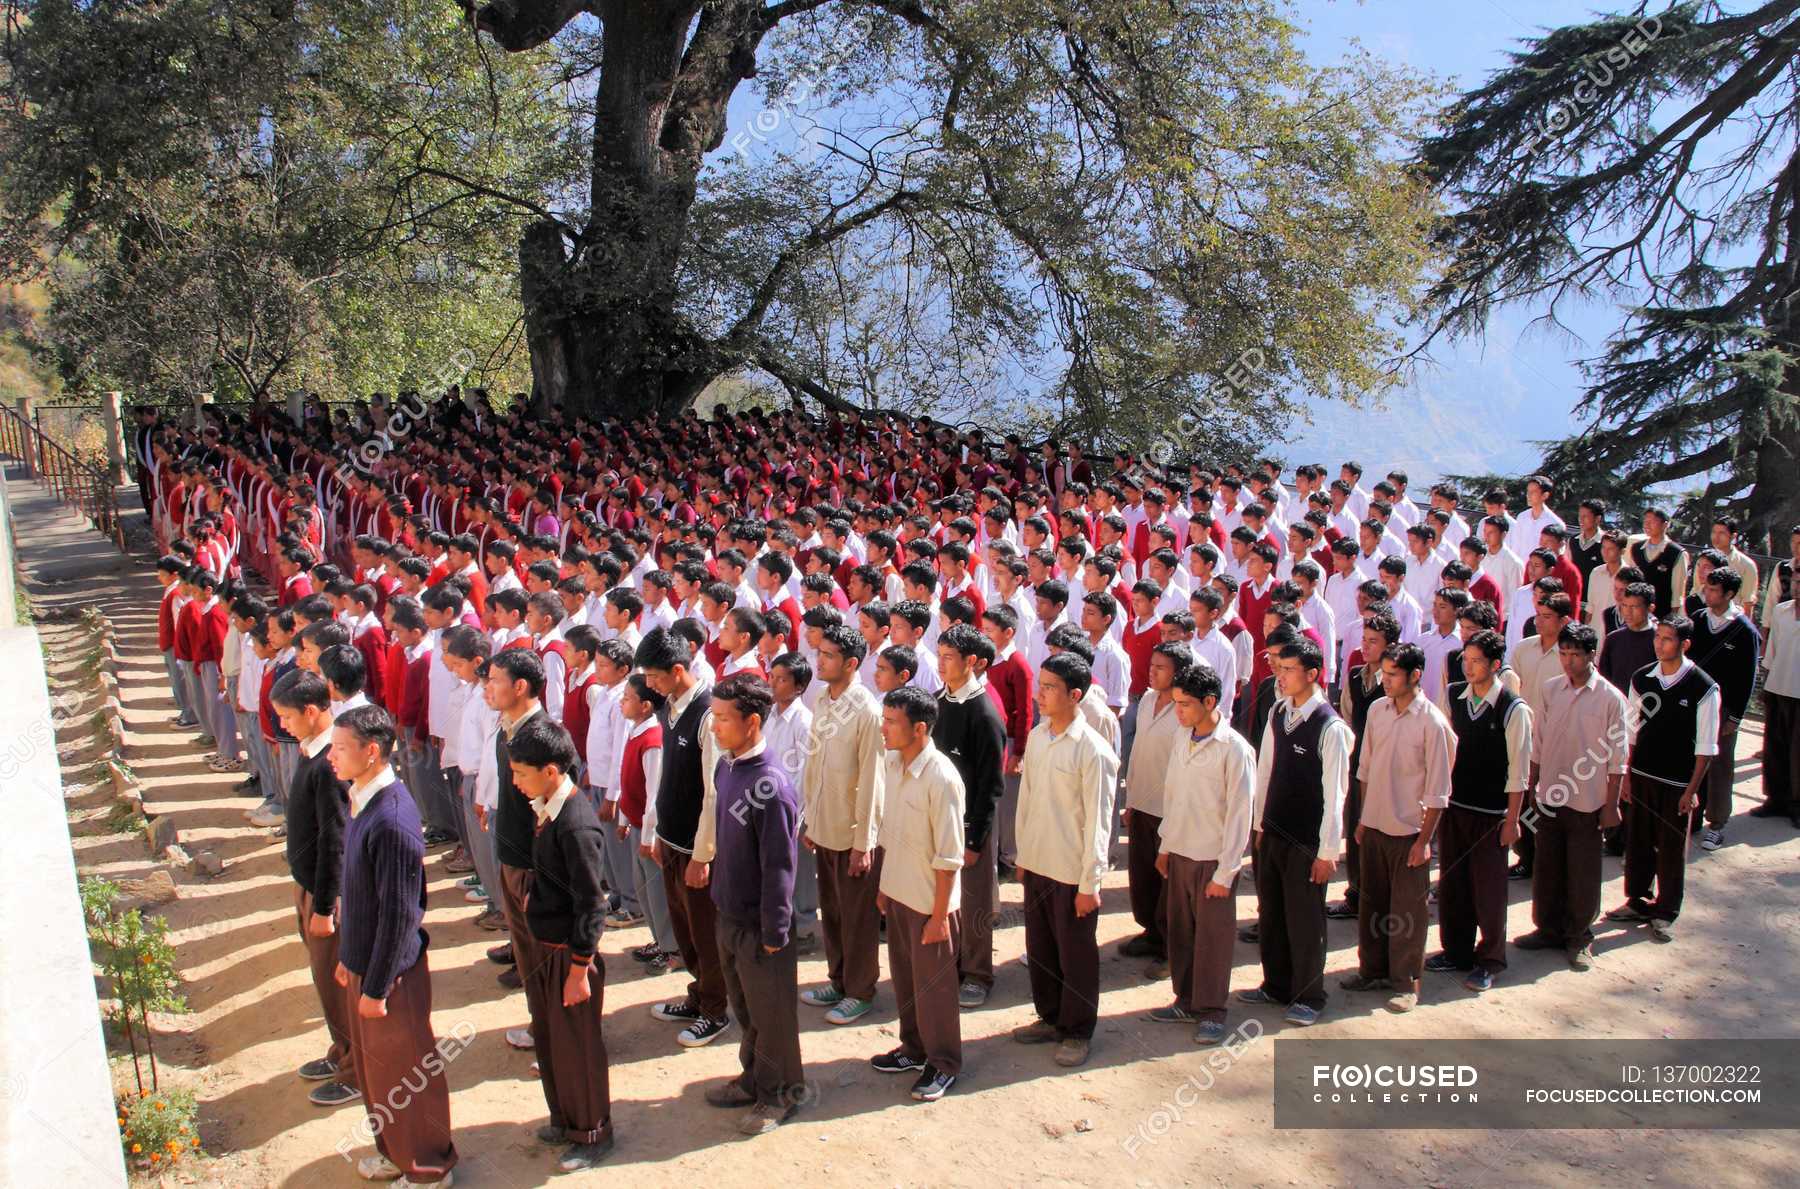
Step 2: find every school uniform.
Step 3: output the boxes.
[800,680,887,1004]
[1436,680,1532,972]
[1354,695,1454,990]
[1123,692,1183,958]
[1159,722,1255,1024]
[652,682,731,1023]
[286,729,354,1083]
[527,779,614,1146]
[1529,671,1622,951]
[1252,690,1353,1011]
[932,674,1007,992]
[1624,660,1720,922]
[879,743,966,1076]
[1758,600,1800,817]
[339,767,457,1181]
[1015,714,1119,1040]
[263,647,301,799]
[618,715,675,956]
[1690,605,1760,832]
[159,584,194,721]
[711,740,805,1108]
[1627,537,1686,618]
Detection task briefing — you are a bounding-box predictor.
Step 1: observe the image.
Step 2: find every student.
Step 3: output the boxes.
[1597,582,1659,692]
[157,556,198,725]
[1119,644,1193,975]
[701,673,807,1136]
[633,628,732,1048]
[1340,643,1452,1012]
[1506,589,1573,880]
[506,717,616,1171]
[1423,628,1532,991]
[1011,653,1119,1068]
[347,585,390,708]
[1628,508,1687,618]
[1239,639,1353,1027]
[615,672,676,971]
[441,627,502,928]
[232,600,272,798]
[871,686,965,1102]
[1756,559,1800,824]
[1147,663,1255,1045]
[1328,613,1399,920]
[477,647,551,1021]
[190,570,233,758]
[1610,616,1720,942]
[267,671,359,1108]
[798,622,887,1025]
[1688,568,1760,851]
[979,604,1035,874]
[327,705,457,1187]
[1517,624,1623,970]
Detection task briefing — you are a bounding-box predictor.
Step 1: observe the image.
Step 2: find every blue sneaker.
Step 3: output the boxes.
[1462,968,1495,993]
[1283,1003,1320,1027]
[1194,1020,1227,1046]
[1236,987,1280,1006]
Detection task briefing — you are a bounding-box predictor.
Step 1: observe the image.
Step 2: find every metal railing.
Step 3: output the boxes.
[0,402,126,550]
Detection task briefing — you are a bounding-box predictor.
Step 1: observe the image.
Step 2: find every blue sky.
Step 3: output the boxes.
[1287,0,1620,480]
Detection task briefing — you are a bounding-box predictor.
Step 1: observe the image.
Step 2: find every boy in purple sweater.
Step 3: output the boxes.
[700,673,806,1136]
[328,704,457,1187]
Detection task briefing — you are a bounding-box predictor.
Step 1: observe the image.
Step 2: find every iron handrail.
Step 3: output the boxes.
[0,401,126,550]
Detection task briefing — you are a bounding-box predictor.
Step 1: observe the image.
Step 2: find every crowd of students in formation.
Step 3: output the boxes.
[135,394,1800,1186]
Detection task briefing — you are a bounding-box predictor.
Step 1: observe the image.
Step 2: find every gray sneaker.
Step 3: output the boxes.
[1283,1002,1320,1027]
[1567,944,1595,971]
[1648,918,1675,942]
[1699,828,1723,852]
[957,980,989,1008]
[1145,1003,1198,1024]
[1194,1020,1227,1046]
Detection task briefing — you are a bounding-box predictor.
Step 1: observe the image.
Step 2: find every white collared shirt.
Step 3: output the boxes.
[348,764,397,816]
[533,776,579,827]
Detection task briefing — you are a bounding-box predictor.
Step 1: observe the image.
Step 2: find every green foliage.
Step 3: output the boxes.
[117,1086,202,1171]
[82,876,186,1094]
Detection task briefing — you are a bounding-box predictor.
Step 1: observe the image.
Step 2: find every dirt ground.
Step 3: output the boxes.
[20,495,1799,1189]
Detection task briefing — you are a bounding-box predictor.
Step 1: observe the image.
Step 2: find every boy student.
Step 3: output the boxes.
[1516,623,1623,970]
[888,600,942,693]
[347,585,390,709]
[1012,652,1119,1068]
[633,628,733,1049]
[1120,644,1194,977]
[1147,663,1255,1045]
[1416,628,1526,990]
[505,717,617,1172]
[1340,644,1453,1014]
[328,705,457,1187]
[391,598,456,845]
[1688,567,1760,851]
[229,596,273,796]
[701,673,808,1136]
[616,673,679,971]
[799,622,888,1025]
[478,646,552,1015]
[1240,638,1353,1027]
[1756,557,1800,824]
[1610,616,1720,942]
[872,686,966,1102]
[268,670,359,1109]
[262,609,302,797]
[157,555,199,725]
[441,626,503,928]
[979,603,1034,874]
[932,625,1008,1008]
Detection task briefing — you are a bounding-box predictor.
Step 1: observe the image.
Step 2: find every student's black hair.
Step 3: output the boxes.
[490,646,548,699]
[938,623,995,665]
[712,672,774,726]
[442,624,491,663]
[270,669,330,712]
[300,620,352,652]
[1659,613,1695,642]
[820,620,868,663]
[566,624,603,658]
[1173,662,1222,703]
[981,603,1020,634]
[1036,578,1070,608]
[1463,628,1507,664]
[883,684,939,728]
[1038,650,1092,697]
[508,715,580,773]
[634,625,693,673]
[390,597,427,632]
[878,644,918,680]
[318,643,367,696]
[1274,638,1324,678]
[1385,642,1426,675]
[625,671,666,711]
[336,704,397,760]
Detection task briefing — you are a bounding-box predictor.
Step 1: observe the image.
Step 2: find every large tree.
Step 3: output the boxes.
[462,0,1437,448]
[1417,1,1800,548]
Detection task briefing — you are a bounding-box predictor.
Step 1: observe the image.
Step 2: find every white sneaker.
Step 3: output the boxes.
[248,804,284,828]
[356,1153,402,1181]
[396,1175,453,1189]
[504,1027,534,1050]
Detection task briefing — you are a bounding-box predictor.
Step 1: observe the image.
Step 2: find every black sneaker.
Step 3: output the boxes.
[644,951,672,973]
[1507,862,1531,881]
[536,1123,567,1145]
[629,942,663,963]
[422,827,458,847]
[1424,953,1470,974]
[308,1080,361,1107]
[498,966,523,989]
[297,1057,339,1081]
[871,1047,926,1074]
[559,1135,616,1171]
[910,1065,955,1102]
[1237,923,1260,944]
[487,942,516,966]
[652,999,705,1023]
[677,1015,732,1048]
[1325,898,1359,920]
[794,931,821,956]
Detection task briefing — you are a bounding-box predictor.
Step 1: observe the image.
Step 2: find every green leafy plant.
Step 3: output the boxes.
[81,877,186,1094]
[117,1086,201,1172]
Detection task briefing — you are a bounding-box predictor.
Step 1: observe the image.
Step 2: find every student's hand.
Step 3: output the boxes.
[963,848,979,868]
[1074,891,1101,917]
[1600,803,1622,829]
[1309,858,1337,884]
[1678,788,1699,815]
[563,964,592,1007]
[357,993,387,1018]
[875,891,889,915]
[1204,879,1232,899]
[802,835,816,852]
[685,859,710,889]
[639,837,658,860]
[1008,756,1023,775]
[474,803,488,830]
[763,944,781,955]
[849,848,872,876]
[1407,836,1432,868]
[1154,852,1170,878]
[1499,816,1521,848]
[922,913,950,945]
[615,823,629,841]
[598,799,617,822]
[1354,823,1366,845]
[307,910,336,938]
[334,962,349,987]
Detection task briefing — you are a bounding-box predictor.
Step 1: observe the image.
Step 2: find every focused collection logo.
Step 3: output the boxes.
[1310,1063,1480,1105]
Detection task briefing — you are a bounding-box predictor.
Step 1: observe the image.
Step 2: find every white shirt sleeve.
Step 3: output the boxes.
[1317,718,1353,860]
[638,746,663,828]
[1253,714,1275,829]
[1213,737,1256,886]
[1694,684,1721,758]
[1503,700,1534,793]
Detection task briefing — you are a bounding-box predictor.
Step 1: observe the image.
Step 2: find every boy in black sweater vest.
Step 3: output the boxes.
[507,716,615,1171]
[1609,617,1721,942]
[1689,568,1761,851]
[931,625,1008,1008]
[269,670,358,1108]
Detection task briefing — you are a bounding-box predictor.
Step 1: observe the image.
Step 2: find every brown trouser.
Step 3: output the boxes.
[716,917,805,1108]
[1126,808,1168,956]
[1022,871,1099,1040]
[886,899,963,1075]
[1530,803,1603,948]
[1625,777,1693,921]
[958,829,997,990]
[1764,693,1800,813]
[1165,856,1237,1023]
[295,886,354,1082]
[345,955,457,1181]
[527,943,612,1144]
[499,864,545,1031]
[659,845,729,1019]
[1436,805,1509,972]
[1704,718,1740,829]
[815,843,885,1002]
[1356,827,1430,991]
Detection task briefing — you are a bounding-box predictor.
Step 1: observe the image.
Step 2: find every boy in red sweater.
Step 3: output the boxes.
[979,603,1034,875]
[189,569,240,772]
[157,555,199,727]
[172,567,216,749]
[347,584,390,708]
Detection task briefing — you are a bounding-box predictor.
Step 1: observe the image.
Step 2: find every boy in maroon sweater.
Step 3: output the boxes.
[979,604,1034,874]
[348,583,390,708]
